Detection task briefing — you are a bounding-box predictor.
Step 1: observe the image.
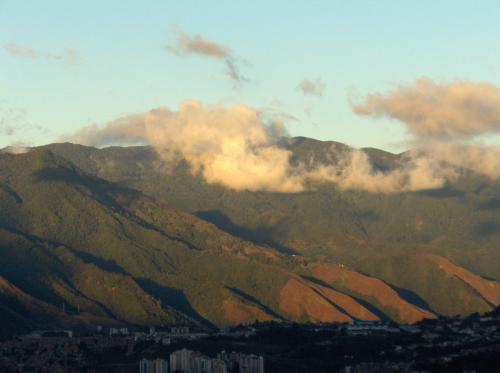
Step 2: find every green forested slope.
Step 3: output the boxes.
[0,141,498,332]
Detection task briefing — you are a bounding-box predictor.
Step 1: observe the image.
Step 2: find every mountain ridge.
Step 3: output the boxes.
[0,139,499,332]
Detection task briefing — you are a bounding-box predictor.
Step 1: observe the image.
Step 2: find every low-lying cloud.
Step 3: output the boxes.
[419,143,500,179]
[310,150,455,193]
[0,145,30,155]
[166,31,246,84]
[66,102,305,192]
[351,78,500,190]
[64,77,500,194]
[63,101,460,194]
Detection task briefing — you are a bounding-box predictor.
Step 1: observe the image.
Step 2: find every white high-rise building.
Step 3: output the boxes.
[191,352,213,373]
[140,358,169,373]
[212,359,228,373]
[170,348,192,372]
[216,351,264,373]
[239,354,264,373]
[155,358,169,373]
[170,326,190,335]
[140,359,154,373]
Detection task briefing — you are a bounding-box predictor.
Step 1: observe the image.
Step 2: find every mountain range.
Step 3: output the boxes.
[1,137,499,334]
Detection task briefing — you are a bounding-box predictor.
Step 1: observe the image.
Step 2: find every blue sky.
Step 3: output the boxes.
[1,0,499,150]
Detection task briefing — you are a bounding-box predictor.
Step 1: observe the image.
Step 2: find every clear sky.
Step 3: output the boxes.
[1,0,499,151]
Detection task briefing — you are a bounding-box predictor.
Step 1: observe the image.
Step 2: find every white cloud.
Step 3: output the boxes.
[166,31,246,85]
[4,43,81,66]
[351,78,500,188]
[353,78,500,140]
[64,101,466,194]
[298,79,326,97]
[167,32,230,59]
[3,43,39,59]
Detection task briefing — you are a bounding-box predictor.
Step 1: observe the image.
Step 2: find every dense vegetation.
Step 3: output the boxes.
[0,138,499,332]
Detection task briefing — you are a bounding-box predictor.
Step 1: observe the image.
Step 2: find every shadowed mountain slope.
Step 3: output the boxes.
[38,140,500,319]
[0,139,498,331]
[0,148,439,331]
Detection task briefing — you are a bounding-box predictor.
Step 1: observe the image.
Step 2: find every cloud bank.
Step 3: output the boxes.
[353,78,500,140]
[64,100,463,194]
[166,31,246,84]
[63,78,500,194]
[353,78,500,188]
[66,102,305,192]
[310,150,455,193]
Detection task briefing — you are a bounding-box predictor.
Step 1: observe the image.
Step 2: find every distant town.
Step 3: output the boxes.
[141,348,264,373]
[1,308,500,372]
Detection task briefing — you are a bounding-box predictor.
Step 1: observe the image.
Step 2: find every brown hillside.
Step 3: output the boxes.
[222,296,277,325]
[421,254,500,307]
[312,264,435,323]
[279,277,378,323]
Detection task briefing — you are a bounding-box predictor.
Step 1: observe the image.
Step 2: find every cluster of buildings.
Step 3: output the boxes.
[1,308,499,372]
[140,349,264,373]
[108,327,130,336]
[24,329,74,338]
[341,311,500,372]
[140,358,169,373]
[217,350,264,373]
[132,326,209,344]
[344,320,401,336]
[0,335,133,371]
[95,325,209,345]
